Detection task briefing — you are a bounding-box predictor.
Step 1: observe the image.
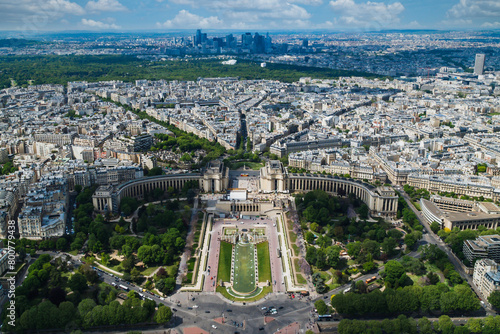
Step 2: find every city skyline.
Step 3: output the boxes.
[0,0,499,32]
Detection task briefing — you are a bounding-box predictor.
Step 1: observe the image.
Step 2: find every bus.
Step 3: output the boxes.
[118,284,129,291]
[318,314,332,321]
[365,276,377,284]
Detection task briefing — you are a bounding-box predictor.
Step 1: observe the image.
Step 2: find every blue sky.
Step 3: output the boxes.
[0,0,499,32]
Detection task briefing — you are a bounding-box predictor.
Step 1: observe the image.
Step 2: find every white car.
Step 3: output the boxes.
[193,305,199,308]
[212,325,217,329]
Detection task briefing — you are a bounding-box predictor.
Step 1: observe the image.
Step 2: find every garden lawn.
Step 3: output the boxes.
[140,266,160,276]
[292,244,300,256]
[218,241,233,282]
[229,161,264,170]
[296,274,307,284]
[257,242,271,283]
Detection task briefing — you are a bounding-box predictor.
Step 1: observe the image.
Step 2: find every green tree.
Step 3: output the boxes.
[122,255,136,272]
[452,284,480,311]
[430,221,440,234]
[120,197,139,216]
[347,242,362,258]
[310,222,320,233]
[316,248,327,269]
[355,280,367,293]
[361,239,380,260]
[306,246,317,264]
[78,299,96,318]
[155,305,173,324]
[404,233,418,250]
[488,290,500,309]
[483,315,500,333]
[68,273,87,293]
[180,153,192,162]
[326,246,340,268]
[157,277,176,295]
[56,238,67,250]
[305,231,315,244]
[59,301,77,327]
[418,317,435,334]
[436,315,455,334]
[357,204,369,219]
[382,237,398,257]
[314,300,328,315]
[363,261,375,272]
[427,271,440,285]
[467,318,483,333]
[384,260,411,289]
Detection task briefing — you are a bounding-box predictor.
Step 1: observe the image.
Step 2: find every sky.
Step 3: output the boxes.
[0,0,499,33]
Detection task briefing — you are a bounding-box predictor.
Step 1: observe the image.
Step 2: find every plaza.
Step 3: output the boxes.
[203,215,287,299]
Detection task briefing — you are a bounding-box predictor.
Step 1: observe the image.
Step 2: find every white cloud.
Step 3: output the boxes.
[52,0,85,14]
[156,10,222,29]
[447,0,500,19]
[169,0,198,6]
[482,21,500,28]
[0,0,85,30]
[329,0,405,29]
[405,20,421,29]
[167,0,313,28]
[442,1,500,28]
[86,0,127,12]
[81,18,120,29]
[0,0,85,16]
[289,0,323,5]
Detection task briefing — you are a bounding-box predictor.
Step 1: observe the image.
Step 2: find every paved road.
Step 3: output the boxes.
[266,216,285,292]
[93,261,312,333]
[204,217,222,292]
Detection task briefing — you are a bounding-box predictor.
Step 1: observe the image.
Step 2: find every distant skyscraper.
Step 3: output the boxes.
[195,29,202,45]
[253,32,265,53]
[242,32,253,48]
[474,54,485,75]
[302,38,308,48]
[265,33,272,52]
[226,34,235,48]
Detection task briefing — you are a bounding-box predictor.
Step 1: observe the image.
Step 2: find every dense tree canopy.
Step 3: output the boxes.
[0,56,385,89]
[331,283,480,316]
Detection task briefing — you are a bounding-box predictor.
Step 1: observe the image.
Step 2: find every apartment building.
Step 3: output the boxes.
[464,235,500,264]
[473,259,500,300]
[421,196,500,231]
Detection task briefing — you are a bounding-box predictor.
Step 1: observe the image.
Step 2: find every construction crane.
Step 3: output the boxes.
[419,67,431,80]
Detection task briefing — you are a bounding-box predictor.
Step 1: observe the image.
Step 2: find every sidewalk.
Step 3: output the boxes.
[176,197,199,285]
[179,211,210,292]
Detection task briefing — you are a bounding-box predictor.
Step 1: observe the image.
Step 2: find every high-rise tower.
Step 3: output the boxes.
[474,54,485,75]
